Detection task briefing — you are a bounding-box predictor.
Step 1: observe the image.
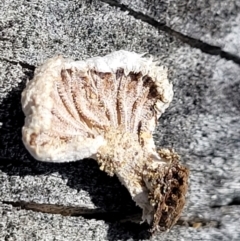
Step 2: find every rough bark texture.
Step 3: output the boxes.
[0,0,240,240]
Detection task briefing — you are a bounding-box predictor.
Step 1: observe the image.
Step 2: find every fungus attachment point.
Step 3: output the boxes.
[21,50,189,232]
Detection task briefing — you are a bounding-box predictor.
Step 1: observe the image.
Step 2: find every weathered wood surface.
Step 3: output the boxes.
[0,0,240,240]
[111,0,240,56]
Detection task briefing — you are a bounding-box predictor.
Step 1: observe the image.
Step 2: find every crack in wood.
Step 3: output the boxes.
[1,58,35,72]
[101,0,240,66]
[211,197,240,208]
[2,201,142,222]
[2,200,221,228]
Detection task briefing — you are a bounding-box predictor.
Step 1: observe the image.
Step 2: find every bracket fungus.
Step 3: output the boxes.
[21,50,189,233]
